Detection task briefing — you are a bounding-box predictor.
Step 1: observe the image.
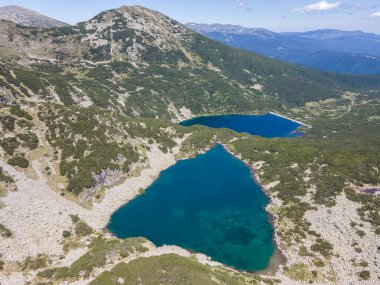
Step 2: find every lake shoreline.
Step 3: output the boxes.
[220,143,287,275]
[105,111,298,275]
[269,111,310,128]
[182,111,310,128]
[107,143,281,273]
[181,112,309,138]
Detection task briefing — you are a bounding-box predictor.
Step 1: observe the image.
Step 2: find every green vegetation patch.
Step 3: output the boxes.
[358,270,370,280]
[10,106,33,120]
[16,132,39,150]
[7,156,29,168]
[38,105,140,195]
[0,115,16,131]
[48,75,75,105]
[0,137,20,155]
[0,224,12,238]
[37,103,182,196]
[285,263,313,282]
[90,254,261,285]
[22,255,48,271]
[310,239,333,257]
[345,188,380,230]
[13,68,47,95]
[38,237,148,281]
[74,221,93,237]
[0,166,13,184]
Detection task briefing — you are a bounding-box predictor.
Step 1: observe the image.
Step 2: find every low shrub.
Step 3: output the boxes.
[69,214,80,223]
[74,221,93,237]
[10,106,32,120]
[0,224,12,238]
[0,166,13,183]
[0,137,20,155]
[22,255,47,271]
[358,270,370,280]
[7,156,29,168]
[62,230,71,238]
[310,238,333,257]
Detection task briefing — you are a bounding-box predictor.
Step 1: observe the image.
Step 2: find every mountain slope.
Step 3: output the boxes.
[284,29,380,57]
[0,6,379,121]
[0,5,69,28]
[295,51,380,74]
[0,6,379,285]
[188,24,380,75]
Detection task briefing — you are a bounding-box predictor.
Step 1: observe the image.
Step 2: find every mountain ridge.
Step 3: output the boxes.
[0,5,69,28]
[0,6,379,121]
[284,29,380,40]
[188,23,380,75]
[187,24,380,39]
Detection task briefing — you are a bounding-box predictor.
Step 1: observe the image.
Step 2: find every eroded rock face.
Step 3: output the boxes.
[0,5,69,28]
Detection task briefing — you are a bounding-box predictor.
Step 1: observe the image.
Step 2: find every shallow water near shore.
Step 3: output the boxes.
[108,145,275,271]
[180,113,303,138]
[108,114,302,271]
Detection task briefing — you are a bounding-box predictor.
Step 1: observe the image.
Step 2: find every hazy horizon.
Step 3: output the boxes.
[0,0,379,33]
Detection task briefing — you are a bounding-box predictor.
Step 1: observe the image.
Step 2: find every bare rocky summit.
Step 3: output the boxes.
[0,5,69,28]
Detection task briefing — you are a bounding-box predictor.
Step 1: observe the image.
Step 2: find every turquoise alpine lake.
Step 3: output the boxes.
[108,144,275,271]
[108,114,302,271]
[180,113,303,138]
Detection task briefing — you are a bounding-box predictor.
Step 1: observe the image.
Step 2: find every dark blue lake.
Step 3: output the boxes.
[108,144,275,271]
[180,113,303,138]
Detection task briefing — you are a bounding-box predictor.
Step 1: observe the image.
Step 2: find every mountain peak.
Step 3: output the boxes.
[56,5,191,65]
[0,5,69,28]
[84,5,188,38]
[116,5,152,11]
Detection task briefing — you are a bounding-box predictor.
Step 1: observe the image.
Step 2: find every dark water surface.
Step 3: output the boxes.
[180,113,303,138]
[108,145,275,271]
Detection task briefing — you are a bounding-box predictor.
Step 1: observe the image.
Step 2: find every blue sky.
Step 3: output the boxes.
[1,0,380,33]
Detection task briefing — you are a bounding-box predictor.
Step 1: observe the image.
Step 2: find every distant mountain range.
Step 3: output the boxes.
[187,23,380,75]
[0,5,69,28]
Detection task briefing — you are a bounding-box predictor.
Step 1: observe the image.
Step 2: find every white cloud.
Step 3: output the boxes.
[366,11,380,19]
[291,1,342,14]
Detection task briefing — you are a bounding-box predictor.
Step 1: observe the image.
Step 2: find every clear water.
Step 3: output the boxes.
[180,113,303,138]
[108,145,275,271]
[108,114,302,271]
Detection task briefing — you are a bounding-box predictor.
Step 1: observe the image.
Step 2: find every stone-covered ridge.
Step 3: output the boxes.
[0,5,69,28]
[79,5,192,64]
